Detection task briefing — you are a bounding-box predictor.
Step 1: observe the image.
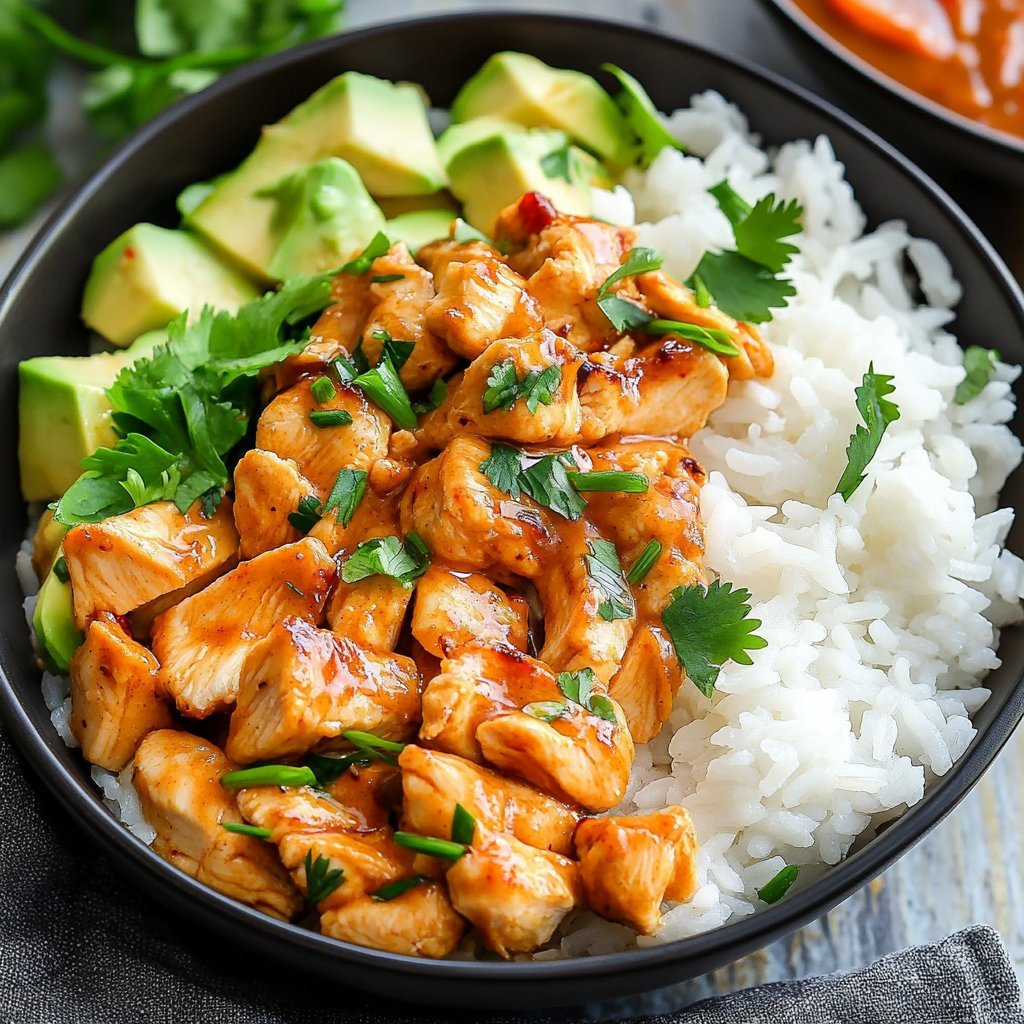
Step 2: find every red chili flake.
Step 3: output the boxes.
[518,192,556,234]
[122,247,136,259]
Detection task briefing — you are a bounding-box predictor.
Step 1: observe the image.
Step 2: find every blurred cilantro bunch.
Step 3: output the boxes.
[0,0,345,228]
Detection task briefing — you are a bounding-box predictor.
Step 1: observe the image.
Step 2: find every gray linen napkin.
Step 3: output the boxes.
[1,726,1020,1024]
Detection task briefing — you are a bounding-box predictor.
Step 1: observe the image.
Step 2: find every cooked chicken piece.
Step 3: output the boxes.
[636,271,774,381]
[399,745,579,856]
[401,435,558,583]
[417,332,587,450]
[576,354,641,444]
[63,498,238,630]
[411,567,529,658]
[609,625,682,744]
[424,256,542,359]
[476,692,634,813]
[446,827,579,958]
[255,377,390,495]
[411,640,443,686]
[536,517,634,684]
[419,643,530,761]
[416,237,499,280]
[133,730,302,920]
[31,508,65,580]
[575,807,700,935]
[358,244,459,392]
[153,537,335,718]
[320,884,466,958]
[227,617,420,763]
[236,784,362,839]
[325,762,402,831]
[326,575,413,652]
[232,449,311,559]
[69,615,173,770]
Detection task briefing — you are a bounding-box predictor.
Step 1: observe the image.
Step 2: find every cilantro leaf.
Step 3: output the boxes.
[556,667,618,723]
[482,360,562,415]
[596,295,655,333]
[585,539,634,621]
[322,469,367,528]
[303,850,345,905]
[662,580,768,697]
[479,443,524,498]
[602,63,683,167]
[371,329,416,371]
[288,494,322,533]
[540,143,572,182]
[340,533,431,588]
[597,247,664,300]
[834,364,901,501]
[954,346,1000,404]
[412,378,448,415]
[689,182,803,323]
[480,445,586,520]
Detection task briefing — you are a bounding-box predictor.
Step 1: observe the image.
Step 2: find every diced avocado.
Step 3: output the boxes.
[436,116,519,167]
[386,209,456,254]
[259,158,386,279]
[32,511,68,580]
[189,72,445,281]
[18,333,158,502]
[446,127,595,234]
[450,53,634,169]
[33,556,84,674]
[82,223,259,346]
[376,192,458,220]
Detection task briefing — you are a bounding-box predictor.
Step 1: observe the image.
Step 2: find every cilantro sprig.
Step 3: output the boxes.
[480,444,587,522]
[303,850,346,905]
[954,346,1000,405]
[585,539,634,622]
[54,270,336,527]
[482,360,562,415]
[523,667,618,725]
[834,364,900,501]
[689,181,803,323]
[340,533,431,588]
[661,580,768,697]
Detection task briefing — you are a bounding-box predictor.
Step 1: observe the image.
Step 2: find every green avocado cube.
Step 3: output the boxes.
[385,209,456,254]
[81,223,259,346]
[450,53,634,169]
[260,157,386,279]
[33,558,84,674]
[189,71,445,282]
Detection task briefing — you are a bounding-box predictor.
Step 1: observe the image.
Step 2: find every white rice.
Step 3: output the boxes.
[19,89,1024,956]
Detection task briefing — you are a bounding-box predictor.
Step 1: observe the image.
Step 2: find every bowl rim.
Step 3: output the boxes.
[761,0,1024,159]
[2,7,1024,984]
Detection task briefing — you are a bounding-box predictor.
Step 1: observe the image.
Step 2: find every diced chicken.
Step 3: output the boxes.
[609,625,682,744]
[446,828,579,958]
[476,696,634,813]
[232,449,311,559]
[320,884,466,958]
[326,575,413,652]
[308,483,402,558]
[236,784,362,839]
[416,237,499,281]
[399,745,579,856]
[575,807,700,935]
[153,537,335,717]
[359,244,459,392]
[63,498,238,630]
[425,256,542,359]
[417,332,586,449]
[401,435,558,582]
[636,270,774,381]
[133,730,302,920]
[227,617,420,763]
[576,354,641,444]
[325,761,402,831]
[69,615,173,770]
[411,567,529,658]
[419,643,555,762]
[411,640,443,687]
[255,377,390,495]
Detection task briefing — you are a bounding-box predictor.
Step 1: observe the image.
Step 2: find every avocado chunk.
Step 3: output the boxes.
[260,157,386,279]
[386,209,456,254]
[445,126,597,234]
[82,223,259,346]
[188,71,445,281]
[18,333,161,502]
[33,556,84,674]
[450,53,633,169]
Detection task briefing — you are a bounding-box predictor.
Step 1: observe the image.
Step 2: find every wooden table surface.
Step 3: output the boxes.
[2,0,1022,1016]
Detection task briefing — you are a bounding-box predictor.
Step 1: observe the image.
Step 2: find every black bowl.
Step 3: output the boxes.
[759,0,1024,183]
[1,12,1023,1011]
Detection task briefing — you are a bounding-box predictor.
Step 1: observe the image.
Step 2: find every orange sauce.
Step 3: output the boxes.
[793,0,1024,138]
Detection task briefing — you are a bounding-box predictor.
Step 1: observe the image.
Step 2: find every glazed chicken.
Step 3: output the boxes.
[56,192,774,959]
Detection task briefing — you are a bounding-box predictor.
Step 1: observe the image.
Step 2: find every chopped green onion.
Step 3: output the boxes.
[644,319,740,356]
[627,540,663,584]
[757,864,799,904]
[220,765,317,791]
[393,832,468,861]
[322,468,367,528]
[371,274,405,284]
[304,850,346,904]
[451,803,476,845]
[52,556,70,583]
[343,730,406,754]
[523,700,569,723]
[371,875,431,902]
[310,375,337,403]
[353,356,418,431]
[568,470,649,493]
[309,409,353,428]
[221,822,272,839]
